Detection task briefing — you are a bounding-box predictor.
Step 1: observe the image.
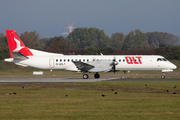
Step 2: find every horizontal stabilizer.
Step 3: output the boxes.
[11,52,29,60]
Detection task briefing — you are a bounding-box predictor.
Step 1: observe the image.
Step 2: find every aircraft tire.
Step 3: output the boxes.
[83,74,89,79]
[94,73,100,79]
[161,75,165,79]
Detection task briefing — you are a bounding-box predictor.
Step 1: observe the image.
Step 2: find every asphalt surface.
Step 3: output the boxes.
[0,76,179,83]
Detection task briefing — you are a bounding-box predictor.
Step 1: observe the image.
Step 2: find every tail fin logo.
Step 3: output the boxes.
[13,38,25,51]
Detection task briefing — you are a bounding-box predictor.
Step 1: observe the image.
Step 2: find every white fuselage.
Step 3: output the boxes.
[13,50,176,73]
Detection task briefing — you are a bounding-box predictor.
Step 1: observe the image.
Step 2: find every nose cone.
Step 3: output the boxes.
[170,62,177,69]
[172,63,177,69]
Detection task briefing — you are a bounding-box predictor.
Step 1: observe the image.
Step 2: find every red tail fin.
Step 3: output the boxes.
[5,30,33,58]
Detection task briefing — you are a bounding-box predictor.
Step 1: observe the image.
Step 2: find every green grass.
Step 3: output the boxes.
[0,81,180,120]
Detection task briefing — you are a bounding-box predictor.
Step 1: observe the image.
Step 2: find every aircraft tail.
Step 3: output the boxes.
[5,30,33,58]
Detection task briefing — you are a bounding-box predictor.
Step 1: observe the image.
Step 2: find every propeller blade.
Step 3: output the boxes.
[113,65,116,74]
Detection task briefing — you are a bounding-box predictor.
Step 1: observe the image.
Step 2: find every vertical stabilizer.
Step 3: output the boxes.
[5,30,33,58]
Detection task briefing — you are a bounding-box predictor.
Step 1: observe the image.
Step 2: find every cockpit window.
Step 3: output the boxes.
[157,58,167,61]
[162,58,167,61]
[157,58,162,61]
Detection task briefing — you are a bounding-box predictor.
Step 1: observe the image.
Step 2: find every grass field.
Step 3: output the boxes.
[0,60,180,119]
[0,81,180,120]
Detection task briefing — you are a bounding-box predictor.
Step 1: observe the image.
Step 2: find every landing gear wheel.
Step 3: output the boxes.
[161,72,165,79]
[161,75,165,79]
[94,73,100,79]
[83,74,89,79]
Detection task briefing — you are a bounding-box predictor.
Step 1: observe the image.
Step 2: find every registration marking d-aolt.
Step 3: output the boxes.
[125,56,142,64]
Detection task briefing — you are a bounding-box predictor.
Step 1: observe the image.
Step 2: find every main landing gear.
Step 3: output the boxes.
[94,73,100,79]
[83,74,89,79]
[83,73,100,79]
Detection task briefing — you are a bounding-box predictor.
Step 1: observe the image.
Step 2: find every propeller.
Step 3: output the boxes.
[112,57,118,74]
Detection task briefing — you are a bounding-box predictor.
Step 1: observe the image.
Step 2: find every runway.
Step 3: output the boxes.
[0,76,179,83]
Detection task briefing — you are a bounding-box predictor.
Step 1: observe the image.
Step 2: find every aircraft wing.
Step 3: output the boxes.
[72,60,115,73]
[72,61,94,72]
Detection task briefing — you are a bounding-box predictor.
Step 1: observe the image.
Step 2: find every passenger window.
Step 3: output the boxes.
[87,59,89,62]
[79,59,81,62]
[123,59,125,62]
[64,59,66,62]
[56,59,58,62]
[60,59,62,62]
[119,59,121,62]
[83,59,85,62]
[67,59,69,62]
[71,59,73,62]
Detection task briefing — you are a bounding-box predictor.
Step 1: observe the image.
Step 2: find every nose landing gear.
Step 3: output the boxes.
[161,72,165,79]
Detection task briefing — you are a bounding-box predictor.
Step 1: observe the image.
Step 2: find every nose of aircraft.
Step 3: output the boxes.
[170,62,177,69]
[173,63,177,69]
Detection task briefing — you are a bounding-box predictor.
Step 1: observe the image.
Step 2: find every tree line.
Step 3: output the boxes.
[1,28,179,50]
[0,28,180,60]
[67,28,180,50]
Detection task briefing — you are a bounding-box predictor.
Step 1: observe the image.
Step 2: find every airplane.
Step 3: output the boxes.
[4,30,177,79]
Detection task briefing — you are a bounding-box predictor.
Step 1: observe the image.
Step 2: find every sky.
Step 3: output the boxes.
[0,0,180,38]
